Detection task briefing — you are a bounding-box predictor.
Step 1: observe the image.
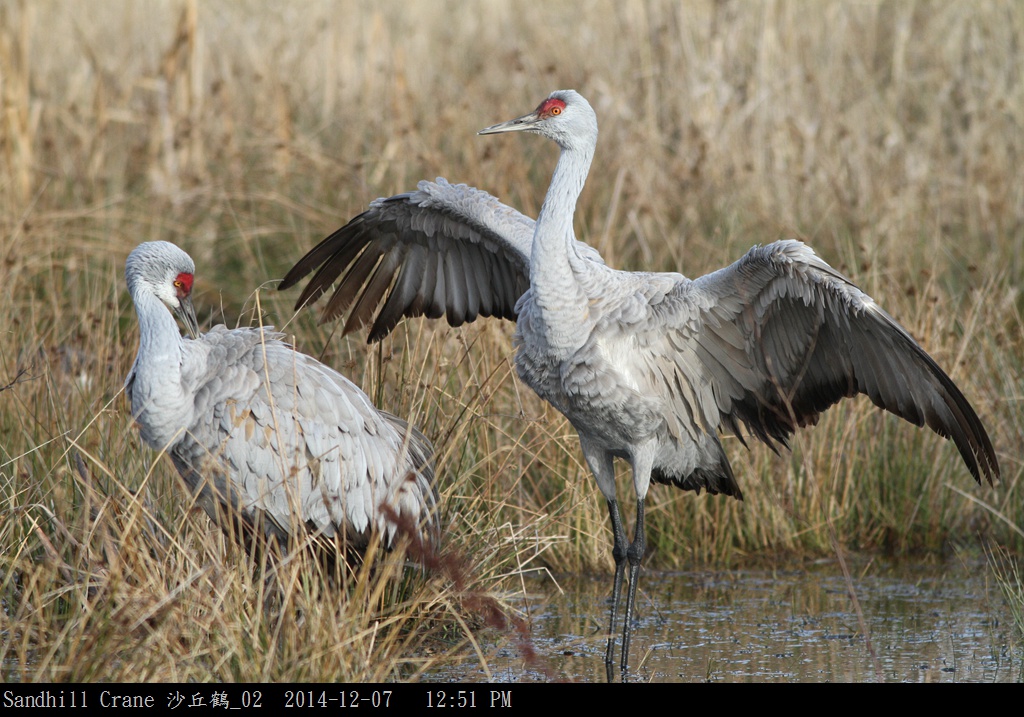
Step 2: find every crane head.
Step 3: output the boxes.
[170,272,199,339]
[478,90,597,150]
[126,241,201,339]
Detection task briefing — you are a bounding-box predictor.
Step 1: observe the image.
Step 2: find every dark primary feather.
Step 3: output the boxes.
[280,180,532,340]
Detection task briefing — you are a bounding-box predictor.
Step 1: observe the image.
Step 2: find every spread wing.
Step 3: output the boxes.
[280,177,603,340]
[644,240,998,489]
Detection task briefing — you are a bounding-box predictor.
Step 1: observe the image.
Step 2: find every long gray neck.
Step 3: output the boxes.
[132,286,184,371]
[127,285,188,449]
[528,137,597,353]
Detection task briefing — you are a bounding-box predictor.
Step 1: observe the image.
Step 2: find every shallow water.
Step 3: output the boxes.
[426,558,1022,683]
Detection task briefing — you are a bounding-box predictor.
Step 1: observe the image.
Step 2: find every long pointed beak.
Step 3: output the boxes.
[478,110,541,135]
[174,295,200,339]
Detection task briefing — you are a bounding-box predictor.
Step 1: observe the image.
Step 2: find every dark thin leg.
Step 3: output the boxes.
[620,497,646,673]
[603,498,629,681]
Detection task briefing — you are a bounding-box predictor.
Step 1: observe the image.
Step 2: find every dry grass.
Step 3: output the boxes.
[1,0,1022,681]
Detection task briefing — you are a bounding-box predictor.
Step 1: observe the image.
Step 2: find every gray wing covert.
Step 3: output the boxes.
[663,240,997,485]
[176,327,438,548]
[262,342,439,547]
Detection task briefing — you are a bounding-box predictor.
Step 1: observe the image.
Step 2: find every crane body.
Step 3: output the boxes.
[126,241,438,556]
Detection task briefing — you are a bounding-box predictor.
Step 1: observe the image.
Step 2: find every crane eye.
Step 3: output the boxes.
[173,280,183,288]
[550,106,562,116]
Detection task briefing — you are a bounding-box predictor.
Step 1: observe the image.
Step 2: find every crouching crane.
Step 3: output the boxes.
[125,240,437,559]
[279,90,999,676]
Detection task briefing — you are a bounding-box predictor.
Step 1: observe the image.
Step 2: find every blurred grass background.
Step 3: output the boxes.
[1,0,1021,681]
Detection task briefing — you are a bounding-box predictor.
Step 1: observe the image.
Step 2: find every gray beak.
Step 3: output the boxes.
[478,110,542,135]
[174,295,200,339]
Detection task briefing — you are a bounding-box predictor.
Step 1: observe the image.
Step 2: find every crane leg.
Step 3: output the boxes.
[603,497,629,679]
[619,496,646,672]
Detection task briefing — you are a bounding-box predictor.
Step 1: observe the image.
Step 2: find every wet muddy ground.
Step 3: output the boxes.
[427,558,1021,682]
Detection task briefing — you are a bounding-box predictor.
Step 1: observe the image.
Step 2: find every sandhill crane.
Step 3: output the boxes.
[279,90,999,676]
[125,241,438,560]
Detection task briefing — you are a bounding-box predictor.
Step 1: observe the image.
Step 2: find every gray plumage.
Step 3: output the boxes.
[125,240,437,555]
[280,90,999,674]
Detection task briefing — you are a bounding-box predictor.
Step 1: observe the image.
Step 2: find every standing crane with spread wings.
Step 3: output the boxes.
[280,90,999,677]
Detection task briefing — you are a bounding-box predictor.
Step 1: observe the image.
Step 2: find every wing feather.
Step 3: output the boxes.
[658,240,997,485]
[170,326,439,549]
[280,179,533,338]
[281,178,600,340]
